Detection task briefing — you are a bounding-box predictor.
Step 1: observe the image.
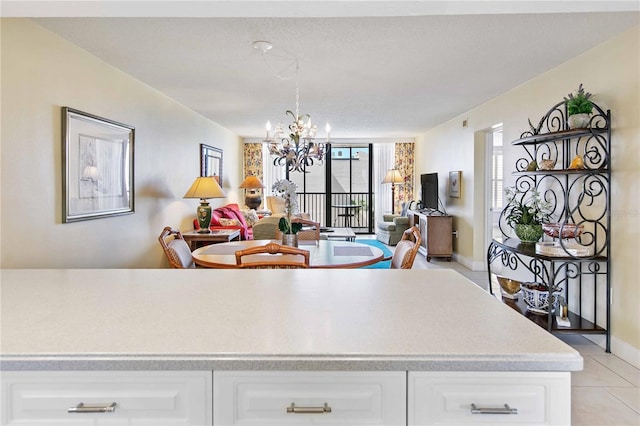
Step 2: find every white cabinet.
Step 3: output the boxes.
[1,371,212,425]
[1,370,572,425]
[213,371,406,425]
[408,371,571,425]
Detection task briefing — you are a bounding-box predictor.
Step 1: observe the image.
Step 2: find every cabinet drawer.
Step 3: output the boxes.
[408,371,570,425]
[1,371,212,425]
[214,371,406,425]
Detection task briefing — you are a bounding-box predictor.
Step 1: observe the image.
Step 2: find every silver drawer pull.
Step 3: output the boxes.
[470,403,518,415]
[68,402,117,413]
[286,402,332,414]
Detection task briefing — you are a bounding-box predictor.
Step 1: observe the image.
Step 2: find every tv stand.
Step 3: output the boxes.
[419,208,445,216]
[408,209,453,262]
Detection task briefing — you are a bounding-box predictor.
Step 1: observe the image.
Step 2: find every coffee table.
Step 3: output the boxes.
[321,227,356,242]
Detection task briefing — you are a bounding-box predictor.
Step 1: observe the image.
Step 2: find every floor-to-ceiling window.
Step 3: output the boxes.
[259,142,378,233]
[328,145,373,233]
[288,159,327,225]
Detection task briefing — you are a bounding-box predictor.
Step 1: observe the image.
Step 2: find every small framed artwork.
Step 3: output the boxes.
[62,107,135,222]
[200,143,223,183]
[449,171,461,198]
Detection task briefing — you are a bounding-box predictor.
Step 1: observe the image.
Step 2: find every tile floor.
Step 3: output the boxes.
[370,236,640,426]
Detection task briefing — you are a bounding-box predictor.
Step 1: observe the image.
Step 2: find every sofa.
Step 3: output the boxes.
[376,213,410,246]
[193,203,254,240]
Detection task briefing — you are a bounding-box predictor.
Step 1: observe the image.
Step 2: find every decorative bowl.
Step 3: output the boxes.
[538,159,556,170]
[496,276,521,299]
[521,282,561,314]
[542,222,584,239]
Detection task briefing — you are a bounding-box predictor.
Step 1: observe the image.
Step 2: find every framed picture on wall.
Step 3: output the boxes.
[200,143,223,184]
[449,171,461,198]
[62,107,135,222]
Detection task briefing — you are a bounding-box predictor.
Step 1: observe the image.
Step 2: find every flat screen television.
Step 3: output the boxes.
[420,173,439,210]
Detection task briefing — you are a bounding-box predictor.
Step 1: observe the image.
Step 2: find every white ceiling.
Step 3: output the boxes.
[17,1,640,139]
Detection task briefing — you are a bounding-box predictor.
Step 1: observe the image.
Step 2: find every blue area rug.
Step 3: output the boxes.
[355,239,392,269]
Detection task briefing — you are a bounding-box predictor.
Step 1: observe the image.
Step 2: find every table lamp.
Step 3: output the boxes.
[239,175,265,210]
[382,169,404,214]
[184,176,226,233]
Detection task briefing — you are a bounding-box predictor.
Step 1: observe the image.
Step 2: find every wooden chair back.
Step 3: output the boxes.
[390,226,422,269]
[235,242,310,269]
[273,217,321,245]
[158,226,195,269]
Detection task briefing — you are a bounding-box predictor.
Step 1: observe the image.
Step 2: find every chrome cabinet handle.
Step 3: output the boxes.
[286,402,332,414]
[470,403,518,415]
[68,402,117,413]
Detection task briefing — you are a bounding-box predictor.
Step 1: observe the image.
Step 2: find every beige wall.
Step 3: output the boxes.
[1,19,243,268]
[415,26,640,361]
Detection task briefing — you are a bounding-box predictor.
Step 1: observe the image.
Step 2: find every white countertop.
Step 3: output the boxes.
[0,269,582,371]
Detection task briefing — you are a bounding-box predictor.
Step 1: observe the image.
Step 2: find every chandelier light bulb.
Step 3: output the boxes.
[265,120,272,140]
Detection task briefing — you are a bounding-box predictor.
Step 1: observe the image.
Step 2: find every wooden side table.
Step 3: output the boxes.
[182,229,241,250]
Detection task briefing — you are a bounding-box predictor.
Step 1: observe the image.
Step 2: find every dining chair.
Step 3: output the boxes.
[292,218,321,244]
[273,217,321,244]
[158,226,195,269]
[390,225,422,269]
[235,242,310,269]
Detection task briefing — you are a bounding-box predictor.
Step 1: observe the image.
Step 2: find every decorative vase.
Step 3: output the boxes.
[568,113,591,129]
[514,224,543,243]
[282,233,298,247]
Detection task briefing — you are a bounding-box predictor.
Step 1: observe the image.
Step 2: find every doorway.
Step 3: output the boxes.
[485,125,504,249]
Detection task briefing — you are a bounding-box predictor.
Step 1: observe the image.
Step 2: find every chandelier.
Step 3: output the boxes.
[256,41,330,174]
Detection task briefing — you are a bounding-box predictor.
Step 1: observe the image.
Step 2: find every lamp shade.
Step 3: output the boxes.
[382,169,404,184]
[239,175,265,189]
[184,176,226,200]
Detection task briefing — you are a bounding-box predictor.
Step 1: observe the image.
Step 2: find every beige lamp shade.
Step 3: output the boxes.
[184,176,226,200]
[239,175,265,189]
[382,169,404,184]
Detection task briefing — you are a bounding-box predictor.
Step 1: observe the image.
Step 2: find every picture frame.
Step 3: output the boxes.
[200,143,223,183]
[62,107,135,222]
[449,171,461,198]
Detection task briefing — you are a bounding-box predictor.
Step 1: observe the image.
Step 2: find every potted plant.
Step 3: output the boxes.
[271,179,302,246]
[564,83,593,129]
[503,186,553,243]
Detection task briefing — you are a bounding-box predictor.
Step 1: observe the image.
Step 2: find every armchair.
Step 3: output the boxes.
[376,213,410,246]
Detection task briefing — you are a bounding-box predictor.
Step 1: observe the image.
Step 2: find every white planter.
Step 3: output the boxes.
[568,113,591,129]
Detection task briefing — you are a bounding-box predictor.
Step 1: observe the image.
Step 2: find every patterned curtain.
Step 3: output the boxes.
[394,142,415,213]
[243,142,264,193]
[243,143,263,179]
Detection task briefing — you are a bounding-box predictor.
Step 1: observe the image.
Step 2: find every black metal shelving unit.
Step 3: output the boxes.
[487,100,611,352]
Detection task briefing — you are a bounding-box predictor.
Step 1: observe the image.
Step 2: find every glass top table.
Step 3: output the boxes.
[192,239,384,269]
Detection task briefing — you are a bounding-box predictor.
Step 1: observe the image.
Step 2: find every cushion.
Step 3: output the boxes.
[391,240,413,269]
[267,196,287,215]
[167,239,194,268]
[219,218,241,227]
[242,209,260,227]
[378,222,396,231]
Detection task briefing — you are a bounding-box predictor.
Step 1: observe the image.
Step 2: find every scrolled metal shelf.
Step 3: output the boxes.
[491,238,608,263]
[513,127,608,146]
[512,167,609,176]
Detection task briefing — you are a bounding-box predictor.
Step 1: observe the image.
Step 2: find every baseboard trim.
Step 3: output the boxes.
[585,334,640,369]
[452,253,486,272]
